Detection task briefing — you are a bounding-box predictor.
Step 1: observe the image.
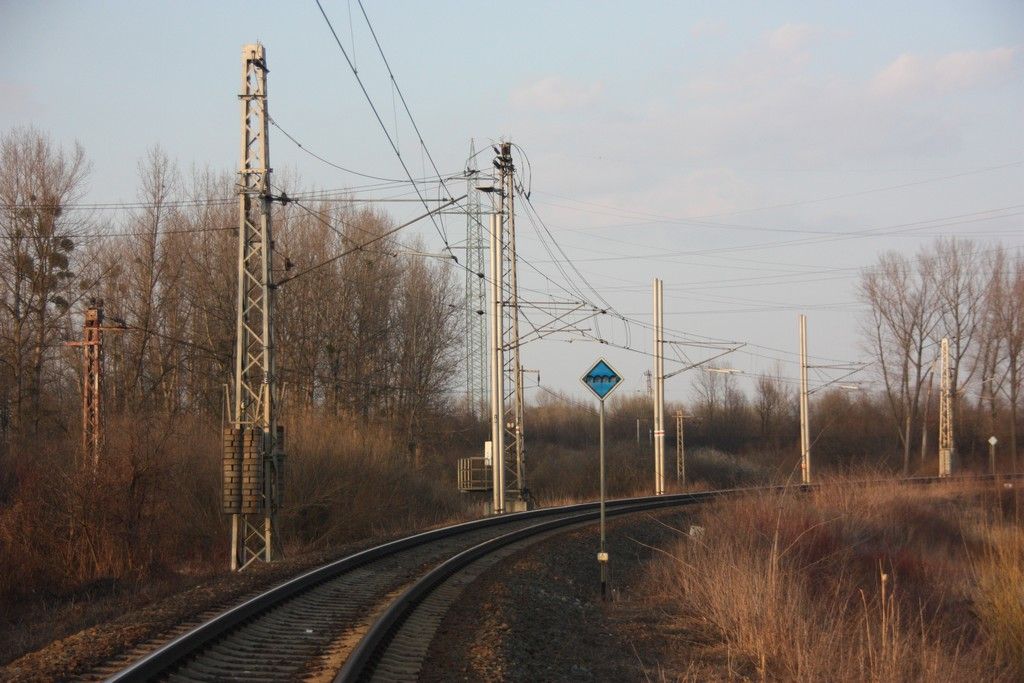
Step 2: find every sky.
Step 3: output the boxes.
[2,1,1023,405]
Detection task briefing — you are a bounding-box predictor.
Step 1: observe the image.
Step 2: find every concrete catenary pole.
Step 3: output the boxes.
[939,336,953,477]
[799,314,811,485]
[489,211,506,514]
[653,278,665,495]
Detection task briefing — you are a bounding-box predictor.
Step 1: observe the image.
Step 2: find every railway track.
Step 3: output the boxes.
[107,489,726,682]
[106,475,1015,682]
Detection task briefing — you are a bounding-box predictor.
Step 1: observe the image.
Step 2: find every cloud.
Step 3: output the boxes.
[509,76,604,112]
[767,23,820,54]
[871,47,1018,96]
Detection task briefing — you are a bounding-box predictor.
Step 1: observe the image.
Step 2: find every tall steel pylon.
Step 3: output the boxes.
[488,142,527,509]
[938,336,953,477]
[463,140,488,418]
[224,43,284,571]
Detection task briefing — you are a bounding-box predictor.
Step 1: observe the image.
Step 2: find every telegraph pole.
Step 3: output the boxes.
[65,300,105,469]
[938,336,953,477]
[488,210,505,514]
[65,299,126,470]
[653,278,665,495]
[799,314,811,485]
[224,43,284,571]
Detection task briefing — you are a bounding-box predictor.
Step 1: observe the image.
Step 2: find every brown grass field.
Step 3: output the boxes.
[643,477,1024,681]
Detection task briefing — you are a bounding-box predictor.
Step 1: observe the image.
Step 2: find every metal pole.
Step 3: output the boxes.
[676,410,685,486]
[599,398,607,599]
[230,515,239,571]
[990,438,997,475]
[799,314,811,485]
[653,278,665,495]
[464,139,487,418]
[489,212,505,514]
[505,147,526,502]
[230,43,279,570]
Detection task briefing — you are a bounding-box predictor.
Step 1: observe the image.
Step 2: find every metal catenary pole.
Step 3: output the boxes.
[496,142,527,507]
[799,314,811,485]
[226,43,283,571]
[488,211,505,514]
[463,139,488,418]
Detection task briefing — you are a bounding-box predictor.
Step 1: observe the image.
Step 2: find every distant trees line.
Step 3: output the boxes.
[860,238,1024,473]
[0,126,460,448]
[1,125,1020,473]
[528,239,1024,476]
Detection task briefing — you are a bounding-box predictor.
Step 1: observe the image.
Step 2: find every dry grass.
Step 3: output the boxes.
[644,478,1022,681]
[968,487,1024,676]
[0,409,475,664]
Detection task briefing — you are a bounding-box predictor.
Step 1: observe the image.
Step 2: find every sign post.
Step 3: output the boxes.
[581,358,623,600]
[989,435,998,475]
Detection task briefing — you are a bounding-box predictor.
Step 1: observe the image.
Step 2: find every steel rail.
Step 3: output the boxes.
[337,472,1022,681]
[108,489,737,682]
[336,491,722,682]
[108,473,1017,682]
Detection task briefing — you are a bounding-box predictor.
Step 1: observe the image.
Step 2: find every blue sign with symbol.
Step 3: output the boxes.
[581,358,623,401]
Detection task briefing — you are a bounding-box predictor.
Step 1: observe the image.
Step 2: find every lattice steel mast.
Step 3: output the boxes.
[464,140,488,418]
[224,43,284,571]
[495,142,527,505]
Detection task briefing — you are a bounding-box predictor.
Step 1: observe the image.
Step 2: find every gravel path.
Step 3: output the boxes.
[419,508,698,682]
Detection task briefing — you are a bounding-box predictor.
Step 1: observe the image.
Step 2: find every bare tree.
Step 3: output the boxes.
[925,238,984,447]
[753,363,794,453]
[994,250,1024,470]
[859,251,939,474]
[0,127,89,435]
[973,247,1009,453]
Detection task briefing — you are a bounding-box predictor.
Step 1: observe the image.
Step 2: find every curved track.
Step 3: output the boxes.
[108,475,1016,682]
[108,490,726,682]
